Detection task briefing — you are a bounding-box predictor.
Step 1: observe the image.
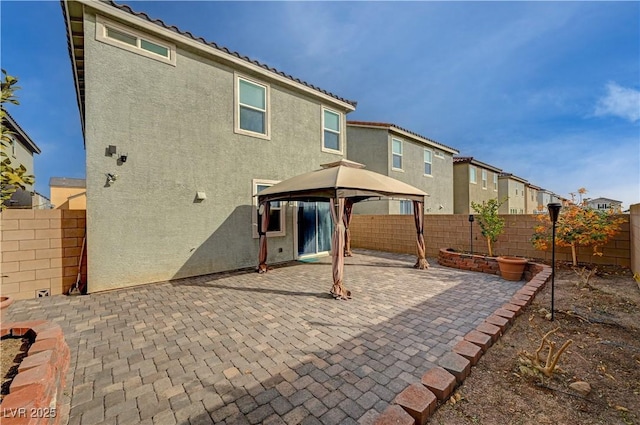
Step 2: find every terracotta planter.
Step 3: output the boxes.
[1,296,13,323]
[497,256,528,281]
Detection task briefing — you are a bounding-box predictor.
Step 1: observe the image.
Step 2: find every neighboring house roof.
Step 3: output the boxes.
[62,0,357,140]
[527,183,542,191]
[3,111,41,155]
[50,177,86,188]
[347,121,459,154]
[587,197,622,204]
[452,156,502,173]
[498,172,528,184]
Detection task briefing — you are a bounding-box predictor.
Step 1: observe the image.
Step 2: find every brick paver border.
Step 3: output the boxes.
[1,320,70,425]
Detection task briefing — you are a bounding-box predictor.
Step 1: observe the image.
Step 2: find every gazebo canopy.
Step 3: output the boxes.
[257,159,427,204]
[256,160,430,300]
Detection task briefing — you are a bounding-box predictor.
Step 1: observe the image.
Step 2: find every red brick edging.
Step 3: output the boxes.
[373,250,551,424]
[0,321,70,425]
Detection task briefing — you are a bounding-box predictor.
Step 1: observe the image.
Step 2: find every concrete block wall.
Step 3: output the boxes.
[350,214,631,268]
[630,204,639,276]
[1,209,87,300]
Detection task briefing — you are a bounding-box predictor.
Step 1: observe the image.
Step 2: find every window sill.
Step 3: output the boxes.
[235,128,271,140]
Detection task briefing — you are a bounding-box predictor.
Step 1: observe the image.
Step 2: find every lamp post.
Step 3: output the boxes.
[548,203,562,321]
[468,214,475,255]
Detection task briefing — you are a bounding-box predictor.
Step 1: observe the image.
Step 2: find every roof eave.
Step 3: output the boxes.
[66,0,356,112]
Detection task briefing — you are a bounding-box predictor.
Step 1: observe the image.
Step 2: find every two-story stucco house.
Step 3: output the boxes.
[498,173,528,214]
[346,122,458,214]
[585,197,623,213]
[62,1,356,291]
[2,112,41,208]
[452,157,502,214]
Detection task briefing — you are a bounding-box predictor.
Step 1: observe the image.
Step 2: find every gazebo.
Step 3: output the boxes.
[256,160,429,300]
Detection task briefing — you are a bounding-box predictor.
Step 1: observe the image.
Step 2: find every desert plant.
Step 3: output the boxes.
[1,69,34,209]
[531,199,624,266]
[520,327,573,377]
[471,197,508,257]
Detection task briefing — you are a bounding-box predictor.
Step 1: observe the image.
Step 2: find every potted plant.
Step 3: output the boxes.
[471,197,527,281]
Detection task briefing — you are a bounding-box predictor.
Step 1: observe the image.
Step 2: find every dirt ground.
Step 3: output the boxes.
[430,264,640,425]
[0,336,29,402]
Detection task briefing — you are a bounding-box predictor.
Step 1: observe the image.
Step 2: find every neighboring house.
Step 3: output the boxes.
[50,177,86,210]
[498,173,527,214]
[585,197,623,213]
[525,183,542,214]
[1,112,41,208]
[346,122,458,214]
[452,157,502,214]
[536,188,564,213]
[62,1,356,291]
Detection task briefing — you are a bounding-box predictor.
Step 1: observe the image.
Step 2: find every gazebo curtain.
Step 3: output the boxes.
[257,202,270,273]
[329,198,350,299]
[413,200,429,269]
[343,199,354,257]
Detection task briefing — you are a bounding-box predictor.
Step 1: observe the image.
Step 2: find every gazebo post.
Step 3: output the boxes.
[412,200,429,270]
[343,199,354,257]
[329,197,350,299]
[257,202,270,273]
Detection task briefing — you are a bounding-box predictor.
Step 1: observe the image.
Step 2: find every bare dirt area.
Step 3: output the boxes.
[430,264,640,425]
[0,336,29,403]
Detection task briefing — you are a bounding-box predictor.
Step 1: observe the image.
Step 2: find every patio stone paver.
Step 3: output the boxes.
[5,249,524,425]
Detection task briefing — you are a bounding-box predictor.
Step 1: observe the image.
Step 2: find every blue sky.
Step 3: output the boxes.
[2,1,639,209]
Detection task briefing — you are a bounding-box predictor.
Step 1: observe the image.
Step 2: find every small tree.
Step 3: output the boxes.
[1,69,34,209]
[471,197,508,257]
[531,200,625,266]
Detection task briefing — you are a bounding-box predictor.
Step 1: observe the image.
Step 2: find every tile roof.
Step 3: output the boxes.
[96,1,357,107]
[2,111,41,154]
[452,156,502,173]
[347,121,458,153]
[49,177,86,188]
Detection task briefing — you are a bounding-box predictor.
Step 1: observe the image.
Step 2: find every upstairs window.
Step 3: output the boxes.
[392,138,403,170]
[493,174,498,191]
[469,166,477,184]
[236,76,270,139]
[482,170,487,189]
[96,15,176,65]
[434,150,445,159]
[424,149,432,175]
[322,108,342,153]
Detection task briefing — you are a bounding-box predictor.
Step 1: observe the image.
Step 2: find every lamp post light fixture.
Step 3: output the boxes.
[468,214,475,255]
[548,202,562,321]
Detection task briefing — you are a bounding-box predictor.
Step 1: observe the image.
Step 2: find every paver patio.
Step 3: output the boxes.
[5,250,524,425]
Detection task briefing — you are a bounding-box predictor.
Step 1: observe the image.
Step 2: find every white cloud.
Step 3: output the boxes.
[594,82,640,122]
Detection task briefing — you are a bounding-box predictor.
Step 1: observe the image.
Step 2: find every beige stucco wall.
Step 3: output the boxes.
[498,177,526,214]
[82,10,350,292]
[51,187,87,210]
[453,163,500,214]
[8,136,36,192]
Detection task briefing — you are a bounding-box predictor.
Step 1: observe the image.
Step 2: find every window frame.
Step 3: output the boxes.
[434,150,445,159]
[481,169,487,189]
[469,165,477,184]
[252,179,286,238]
[321,107,343,154]
[423,149,433,176]
[391,138,403,171]
[399,200,413,215]
[493,174,498,191]
[95,15,176,66]
[235,75,271,140]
